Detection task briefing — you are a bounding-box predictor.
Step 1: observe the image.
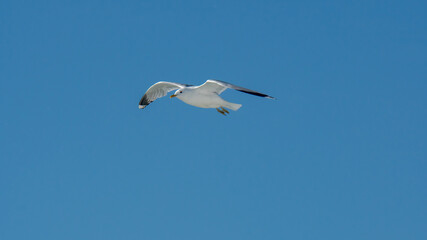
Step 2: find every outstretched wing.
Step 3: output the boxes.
[139,81,188,109]
[196,79,276,99]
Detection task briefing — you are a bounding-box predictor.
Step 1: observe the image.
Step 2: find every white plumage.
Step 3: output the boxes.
[139,79,275,115]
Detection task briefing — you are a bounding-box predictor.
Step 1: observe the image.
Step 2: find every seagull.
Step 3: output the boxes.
[138,79,275,115]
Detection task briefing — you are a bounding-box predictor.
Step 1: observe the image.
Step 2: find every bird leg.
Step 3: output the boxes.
[216,108,227,116]
[220,107,229,114]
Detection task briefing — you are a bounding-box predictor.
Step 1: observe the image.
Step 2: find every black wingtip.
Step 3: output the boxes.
[139,94,152,110]
[237,89,276,99]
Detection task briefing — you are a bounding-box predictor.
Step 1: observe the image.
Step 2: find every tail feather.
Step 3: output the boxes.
[223,102,242,111]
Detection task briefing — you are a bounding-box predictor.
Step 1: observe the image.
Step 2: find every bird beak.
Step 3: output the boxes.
[170,94,177,98]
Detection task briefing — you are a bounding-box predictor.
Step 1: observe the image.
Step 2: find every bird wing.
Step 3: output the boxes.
[139,81,189,109]
[196,79,276,99]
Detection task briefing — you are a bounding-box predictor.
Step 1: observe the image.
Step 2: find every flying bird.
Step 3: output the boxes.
[138,79,275,115]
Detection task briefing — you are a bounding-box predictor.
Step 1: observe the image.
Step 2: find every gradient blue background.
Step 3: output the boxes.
[1,1,426,239]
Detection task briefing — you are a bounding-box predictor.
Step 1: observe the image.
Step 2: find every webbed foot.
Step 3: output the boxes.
[216,108,227,116]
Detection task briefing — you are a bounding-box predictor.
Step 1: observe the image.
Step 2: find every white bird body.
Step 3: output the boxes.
[138,79,274,115]
[176,87,242,110]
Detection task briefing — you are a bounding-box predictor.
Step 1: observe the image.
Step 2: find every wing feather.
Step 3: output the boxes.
[139,81,187,109]
[197,79,276,99]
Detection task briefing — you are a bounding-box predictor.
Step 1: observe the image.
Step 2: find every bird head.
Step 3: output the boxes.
[170,89,184,99]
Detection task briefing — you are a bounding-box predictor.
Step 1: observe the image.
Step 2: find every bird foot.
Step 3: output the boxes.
[216,108,227,116]
[220,107,229,114]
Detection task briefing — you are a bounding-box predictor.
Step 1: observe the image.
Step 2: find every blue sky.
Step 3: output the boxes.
[1,0,426,239]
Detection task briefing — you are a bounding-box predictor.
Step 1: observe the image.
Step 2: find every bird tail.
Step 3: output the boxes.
[223,102,242,111]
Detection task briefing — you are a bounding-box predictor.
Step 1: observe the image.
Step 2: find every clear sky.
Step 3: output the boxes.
[1,0,426,239]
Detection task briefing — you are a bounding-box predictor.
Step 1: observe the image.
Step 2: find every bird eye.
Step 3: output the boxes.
[180,91,182,93]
